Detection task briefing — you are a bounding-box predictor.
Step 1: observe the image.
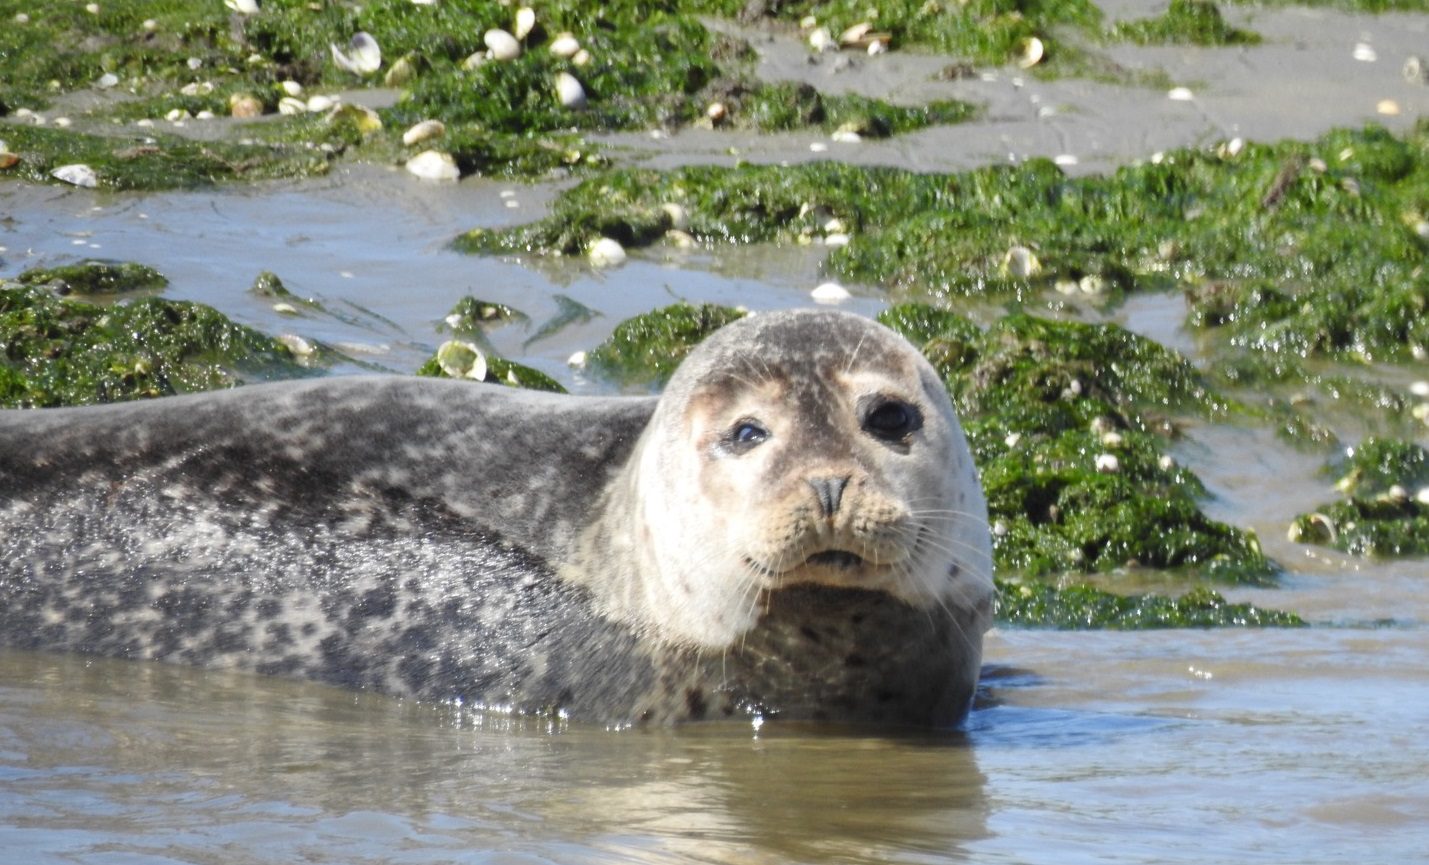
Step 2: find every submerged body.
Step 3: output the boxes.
[0,310,993,726]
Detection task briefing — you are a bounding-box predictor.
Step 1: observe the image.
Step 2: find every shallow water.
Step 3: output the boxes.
[4,2,1429,863]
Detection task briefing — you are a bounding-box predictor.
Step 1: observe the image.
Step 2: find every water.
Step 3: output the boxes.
[5,3,1429,862]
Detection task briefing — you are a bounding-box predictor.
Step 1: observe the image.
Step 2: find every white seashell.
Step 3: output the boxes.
[1001,245,1041,278]
[1158,455,1175,471]
[839,22,873,46]
[484,28,521,61]
[278,334,315,357]
[514,7,536,40]
[272,303,299,315]
[384,55,416,87]
[1403,56,1428,84]
[280,80,303,97]
[52,164,99,188]
[661,202,689,230]
[195,110,215,120]
[436,341,488,381]
[567,350,588,367]
[1409,380,1429,397]
[665,229,695,248]
[549,34,581,57]
[165,108,190,121]
[1377,99,1401,116]
[808,27,834,53]
[810,282,851,303]
[277,96,306,115]
[402,119,446,146]
[1167,86,1194,101]
[306,94,337,112]
[225,0,260,13]
[831,129,861,143]
[809,141,828,153]
[867,39,888,55]
[331,32,382,75]
[706,101,727,123]
[572,49,591,66]
[823,233,849,247]
[1017,36,1044,69]
[1054,153,1078,167]
[405,150,460,181]
[587,237,626,267]
[14,12,30,23]
[1005,433,1022,448]
[85,3,99,13]
[187,57,202,70]
[96,73,119,89]
[53,117,72,128]
[799,15,817,29]
[1416,487,1429,505]
[1352,42,1377,63]
[1094,453,1120,473]
[555,72,587,108]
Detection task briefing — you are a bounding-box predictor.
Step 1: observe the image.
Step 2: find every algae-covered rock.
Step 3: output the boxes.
[415,345,565,393]
[468,125,1429,366]
[438,297,527,334]
[879,303,1277,583]
[0,125,335,190]
[0,283,313,407]
[584,302,745,388]
[16,260,168,295]
[995,580,1303,629]
[1288,438,1429,557]
[1111,0,1260,46]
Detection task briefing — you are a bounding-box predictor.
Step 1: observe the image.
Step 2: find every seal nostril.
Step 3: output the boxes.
[808,475,850,517]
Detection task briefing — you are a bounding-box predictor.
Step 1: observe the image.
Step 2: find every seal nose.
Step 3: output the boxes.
[808,475,850,518]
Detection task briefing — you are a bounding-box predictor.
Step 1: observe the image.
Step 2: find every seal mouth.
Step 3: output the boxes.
[803,550,866,569]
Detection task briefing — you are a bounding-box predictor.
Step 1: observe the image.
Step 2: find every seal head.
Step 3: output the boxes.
[568,309,993,651]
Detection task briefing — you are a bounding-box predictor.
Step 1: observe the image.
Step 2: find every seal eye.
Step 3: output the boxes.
[863,399,921,442]
[724,419,769,454]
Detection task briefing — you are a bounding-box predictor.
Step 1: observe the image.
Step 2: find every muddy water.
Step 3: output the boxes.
[4,2,1429,863]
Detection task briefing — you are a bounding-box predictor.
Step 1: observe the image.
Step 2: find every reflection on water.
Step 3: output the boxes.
[4,619,1429,865]
[0,652,989,865]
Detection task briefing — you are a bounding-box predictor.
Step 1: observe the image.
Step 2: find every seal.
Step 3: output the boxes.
[0,309,993,727]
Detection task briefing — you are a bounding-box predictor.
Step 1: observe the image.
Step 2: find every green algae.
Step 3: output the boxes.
[995,579,1304,629]
[415,349,565,393]
[467,125,1429,369]
[697,0,1103,68]
[438,296,528,334]
[0,283,312,408]
[1289,438,1429,557]
[0,0,974,188]
[0,123,334,190]
[16,260,168,296]
[1111,0,1259,46]
[584,302,747,389]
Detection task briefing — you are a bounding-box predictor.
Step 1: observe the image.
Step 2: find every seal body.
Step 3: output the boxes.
[0,310,993,727]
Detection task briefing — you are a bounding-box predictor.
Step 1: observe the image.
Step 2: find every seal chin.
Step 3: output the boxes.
[746,548,910,594]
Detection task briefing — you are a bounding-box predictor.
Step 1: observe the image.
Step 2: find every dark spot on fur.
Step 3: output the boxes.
[264,621,294,648]
[800,625,821,643]
[300,622,318,637]
[844,653,866,668]
[685,687,707,720]
[354,586,397,619]
[257,598,283,619]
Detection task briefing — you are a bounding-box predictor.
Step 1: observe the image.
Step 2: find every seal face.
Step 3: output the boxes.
[0,309,992,727]
[571,310,992,655]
